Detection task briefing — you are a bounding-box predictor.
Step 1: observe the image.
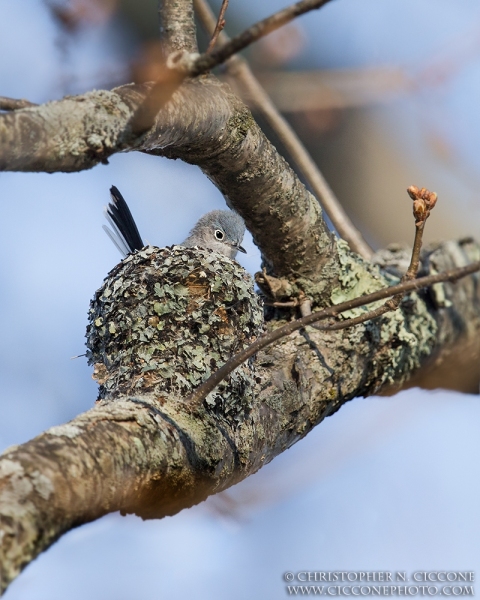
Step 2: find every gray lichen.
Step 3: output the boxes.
[330,239,386,317]
[365,291,438,389]
[86,246,264,423]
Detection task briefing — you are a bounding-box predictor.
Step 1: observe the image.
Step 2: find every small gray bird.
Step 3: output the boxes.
[103,186,246,259]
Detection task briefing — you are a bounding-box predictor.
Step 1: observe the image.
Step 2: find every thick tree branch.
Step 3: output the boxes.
[134,0,336,133]
[225,60,374,259]
[188,257,480,405]
[0,96,37,111]
[0,90,139,172]
[159,0,198,55]
[0,0,344,282]
[0,398,239,592]
[194,0,373,259]
[0,79,338,288]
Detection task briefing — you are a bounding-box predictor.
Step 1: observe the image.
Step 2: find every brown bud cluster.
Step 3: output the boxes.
[407,185,438,224]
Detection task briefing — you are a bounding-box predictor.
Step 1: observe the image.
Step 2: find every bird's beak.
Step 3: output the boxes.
[237,244,247,254]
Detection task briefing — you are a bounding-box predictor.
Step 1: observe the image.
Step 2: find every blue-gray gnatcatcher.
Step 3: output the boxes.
[103,186,246,259]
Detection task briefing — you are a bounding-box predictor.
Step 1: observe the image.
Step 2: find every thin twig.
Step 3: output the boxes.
[206,0,229,52]
[321,185,438,331]
[0,96,37,111]
[191,0,334,76]
[194,0,372,258]
[187,258,480,407]
[266,300,299,308]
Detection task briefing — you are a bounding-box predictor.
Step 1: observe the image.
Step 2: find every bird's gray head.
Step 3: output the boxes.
[182,210,246,259]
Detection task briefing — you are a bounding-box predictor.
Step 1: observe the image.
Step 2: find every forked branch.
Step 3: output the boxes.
[132,0,335,134]
[191,0,334,75]
[194,0,373,258]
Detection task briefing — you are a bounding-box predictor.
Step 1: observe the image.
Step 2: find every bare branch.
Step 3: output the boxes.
[0,81,338,287]
[194,0,373,259]
[130,0,199,132]
[159,0,198,55]
[0,96,37,111]
[258,68,408,111]
[206,0,229,52]
[191,0,334,76]
[226,63,374,259]
[193,0,229,47]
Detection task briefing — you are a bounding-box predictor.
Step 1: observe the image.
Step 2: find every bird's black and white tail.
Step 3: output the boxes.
[103,186,144,256]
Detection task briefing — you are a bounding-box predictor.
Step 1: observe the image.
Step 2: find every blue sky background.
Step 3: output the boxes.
[2,1,480,598]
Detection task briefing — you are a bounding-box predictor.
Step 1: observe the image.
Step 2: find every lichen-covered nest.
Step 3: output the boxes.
[86,246,264,420]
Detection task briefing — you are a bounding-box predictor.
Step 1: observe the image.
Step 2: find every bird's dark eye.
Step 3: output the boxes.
[214,229,225,241]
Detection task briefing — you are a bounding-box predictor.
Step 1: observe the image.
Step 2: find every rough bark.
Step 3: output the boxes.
[159,0,198,55]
